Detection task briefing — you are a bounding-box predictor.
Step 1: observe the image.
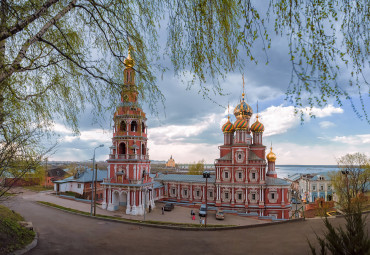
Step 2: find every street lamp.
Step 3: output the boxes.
[143,187,152,221]
[341,169,350,212]
[90,144,104,216]
[203,171,211,227]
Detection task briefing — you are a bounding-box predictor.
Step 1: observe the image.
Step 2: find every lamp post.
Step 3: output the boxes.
[203,171,211,227]
[143,187,152,221]
[341,169,350,212]
[90,144,104,216]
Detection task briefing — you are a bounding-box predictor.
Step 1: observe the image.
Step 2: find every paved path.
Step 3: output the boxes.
[3,191,370,255]
[17,188,266,226]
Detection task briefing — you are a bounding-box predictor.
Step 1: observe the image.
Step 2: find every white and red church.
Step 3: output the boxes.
[102,50,291,219]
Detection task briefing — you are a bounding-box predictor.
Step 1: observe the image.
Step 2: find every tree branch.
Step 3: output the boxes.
[0,0,60,41]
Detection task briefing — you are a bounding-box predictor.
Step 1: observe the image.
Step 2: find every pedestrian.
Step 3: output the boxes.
[191,209,194,216]
[199,216,202,225]
[149,205,152,213]
[192,214,195,221]
[201,219,205,225]
[162,206,164,215]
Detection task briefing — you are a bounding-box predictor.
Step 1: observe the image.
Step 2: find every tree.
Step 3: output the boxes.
[309,153,370,255]
[1,1,368,194]
[0,0,368,135]
[188,160,205,175]
[330,153,370,211]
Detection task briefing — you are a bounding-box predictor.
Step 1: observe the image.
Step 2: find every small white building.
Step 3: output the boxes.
[54,169,107,200]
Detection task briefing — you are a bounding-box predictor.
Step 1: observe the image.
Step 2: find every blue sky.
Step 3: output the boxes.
[47,10,370,165]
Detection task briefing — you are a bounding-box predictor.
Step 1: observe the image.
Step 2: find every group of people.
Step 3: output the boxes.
[191,210,204,225]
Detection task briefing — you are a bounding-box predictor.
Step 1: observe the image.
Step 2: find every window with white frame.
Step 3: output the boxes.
[78,184,81,189]
[238,193,242,200]
[172,188,176,195]
[320,185,324,191]
[209,191,213,198]
[224,171,229,179]
[313,185,316,191]
[252,194,256,200]
[225,192,229,199]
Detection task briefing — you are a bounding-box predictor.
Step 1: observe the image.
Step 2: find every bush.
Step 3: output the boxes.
[0,205,35,254]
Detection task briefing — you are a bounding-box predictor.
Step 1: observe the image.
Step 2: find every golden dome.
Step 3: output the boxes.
[266,146,277,162]
[124,46,135,68]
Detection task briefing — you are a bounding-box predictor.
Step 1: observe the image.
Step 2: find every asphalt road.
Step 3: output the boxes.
[4,196,370,255]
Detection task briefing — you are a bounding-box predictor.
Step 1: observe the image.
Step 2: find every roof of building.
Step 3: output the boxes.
[286,173,302,182]
[249,150,263,161]
[153,181,163,189]
[47,168,67,178]
[54,169,107,183]
[155,174,216,183]
[311,172,331,181]
[219,152,232,160]
[266,177,290,186]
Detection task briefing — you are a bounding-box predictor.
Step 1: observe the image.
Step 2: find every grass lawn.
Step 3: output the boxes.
[0,205,35,254]
[23,185,53,192]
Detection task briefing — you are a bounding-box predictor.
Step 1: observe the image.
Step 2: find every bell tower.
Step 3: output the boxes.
[103,47,154,216]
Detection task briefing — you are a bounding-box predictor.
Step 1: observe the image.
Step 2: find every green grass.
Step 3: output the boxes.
[23,185,53,192]
[37,201,235,228]
[0,205,35,254]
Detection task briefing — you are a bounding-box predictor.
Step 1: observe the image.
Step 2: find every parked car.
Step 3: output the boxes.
[199,205,207,217]
[291,198,300,204]
[164,203,174,211]
[215,209,225,220]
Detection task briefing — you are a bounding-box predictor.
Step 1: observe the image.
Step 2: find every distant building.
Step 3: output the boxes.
[44,168,67,187]
[53,169,107,200]
[166,155,176,168]
[298,173,333,202]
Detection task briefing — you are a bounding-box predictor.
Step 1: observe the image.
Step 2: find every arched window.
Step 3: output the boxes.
[119,143,126,154]
[120,121,126,131]
[142,122,145,133]
[142,144,146,155]
[131,121,137,132]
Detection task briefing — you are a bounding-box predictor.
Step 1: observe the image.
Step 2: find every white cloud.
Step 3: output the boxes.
[319,121,335,129]
[250,104,343,137]
[331,134,370,145]
[268,142,370,165]
[148,113,220,145]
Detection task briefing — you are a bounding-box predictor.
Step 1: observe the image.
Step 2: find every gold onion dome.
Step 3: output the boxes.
[251,116,264,133]
[234,118,248,130]
[234,97,253,119]
[124,46,135,68]
[266,147,277,162]
[222,117,235,133]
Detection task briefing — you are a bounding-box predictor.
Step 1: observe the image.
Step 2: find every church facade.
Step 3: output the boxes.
[102,50,291,219]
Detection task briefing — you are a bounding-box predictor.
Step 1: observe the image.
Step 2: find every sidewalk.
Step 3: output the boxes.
[19,189,268,226]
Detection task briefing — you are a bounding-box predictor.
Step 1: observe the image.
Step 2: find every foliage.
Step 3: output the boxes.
[309,153,370,255]
[330,153,370,211]
[0,205,35,254]
[188,160,205,175]
[308,204,370,255]
[0,0,368,198]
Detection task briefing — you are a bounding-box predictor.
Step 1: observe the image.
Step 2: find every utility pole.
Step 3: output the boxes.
[44,158,48,188]
[94,163,98,216]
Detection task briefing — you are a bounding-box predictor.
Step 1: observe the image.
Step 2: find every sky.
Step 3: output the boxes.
[47,11,370,165]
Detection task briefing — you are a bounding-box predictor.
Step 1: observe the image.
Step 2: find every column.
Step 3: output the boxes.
[245,188,248,206]
[126,189,131,214]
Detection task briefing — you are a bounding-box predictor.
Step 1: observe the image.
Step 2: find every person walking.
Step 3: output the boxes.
[162,206,164,215]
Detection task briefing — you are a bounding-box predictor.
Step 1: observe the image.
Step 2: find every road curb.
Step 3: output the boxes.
[35,201,305,231]
[11,231,38,255]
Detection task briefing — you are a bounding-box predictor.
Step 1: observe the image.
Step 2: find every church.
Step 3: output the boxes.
[101,49,291,219]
